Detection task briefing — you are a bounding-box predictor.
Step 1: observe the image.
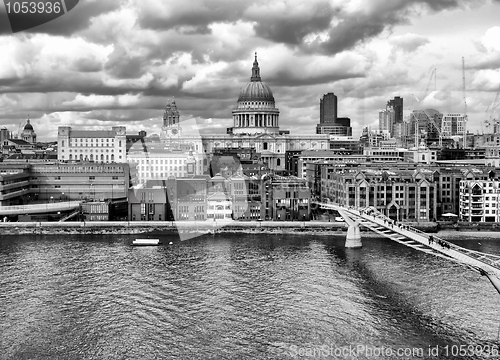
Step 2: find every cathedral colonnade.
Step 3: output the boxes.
[234,114,278,128]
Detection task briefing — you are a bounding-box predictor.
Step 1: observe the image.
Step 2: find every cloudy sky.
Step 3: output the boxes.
[1,0,500,141]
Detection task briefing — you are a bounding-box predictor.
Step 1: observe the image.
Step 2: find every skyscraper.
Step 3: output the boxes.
[320,93,338,124]
[387,96,403,123]
[316,93,351,136]
[379,108,395,136]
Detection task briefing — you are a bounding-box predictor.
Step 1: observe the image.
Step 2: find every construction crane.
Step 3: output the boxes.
[409,68,439,147]
[462,57,468,149]
[423,109,443,147]
[423,68,437,105]
[485,89,500,133]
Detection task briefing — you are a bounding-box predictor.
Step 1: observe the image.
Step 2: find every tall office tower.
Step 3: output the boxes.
[320,93,338,124]
[387,96,403,123]
[379,107,396,136]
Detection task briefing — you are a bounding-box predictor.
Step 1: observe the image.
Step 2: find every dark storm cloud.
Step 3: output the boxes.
[317,16,390,55]
[104,45,148,79]
[268,70,363,87]
[0,1,122,35]
[304,0,488,55]
[136,0,245,31]
[249,2,335,45]
[0,75,122,96]
[71,56,104,72]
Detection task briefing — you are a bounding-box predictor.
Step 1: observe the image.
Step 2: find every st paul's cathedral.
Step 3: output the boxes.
[157,53,330,173]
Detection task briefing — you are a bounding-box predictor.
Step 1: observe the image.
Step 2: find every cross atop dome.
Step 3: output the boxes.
[251,52,261,82]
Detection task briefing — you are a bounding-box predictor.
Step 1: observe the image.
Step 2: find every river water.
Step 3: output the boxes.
[1,232,500,359]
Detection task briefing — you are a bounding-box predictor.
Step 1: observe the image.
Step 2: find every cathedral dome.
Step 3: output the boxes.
[24,119,33,131]
[237,81,274,102]
[237,53,275,103]
[232,53,280,135]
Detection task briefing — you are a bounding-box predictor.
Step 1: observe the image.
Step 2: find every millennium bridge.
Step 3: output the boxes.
[319,202,500,294]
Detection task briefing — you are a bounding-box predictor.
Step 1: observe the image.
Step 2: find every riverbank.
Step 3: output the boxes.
[0,220,345,236]
[0,220,498,236]
[0,219,451,235]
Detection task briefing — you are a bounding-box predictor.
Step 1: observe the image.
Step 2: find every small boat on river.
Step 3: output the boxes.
[132,238,161,246]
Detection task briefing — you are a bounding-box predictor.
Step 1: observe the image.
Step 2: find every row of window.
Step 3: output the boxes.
[132,159,189,165]
[138,165,185,171]
[30,166,125,173]
[66,154,121,161]
[63,143,118,148]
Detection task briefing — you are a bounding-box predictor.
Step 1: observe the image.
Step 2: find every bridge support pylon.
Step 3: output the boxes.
[345,219,362,249]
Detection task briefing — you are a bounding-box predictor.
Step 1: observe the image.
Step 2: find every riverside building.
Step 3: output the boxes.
[459,177,500,222]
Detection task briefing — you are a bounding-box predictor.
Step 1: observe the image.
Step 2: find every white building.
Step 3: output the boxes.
[58,126,126,163]
[460,179,500,222]
[441,113,465,137]
[363,147,408,162]
[127,146,200,185]
[404,145,437,164]
[207,191,233,220]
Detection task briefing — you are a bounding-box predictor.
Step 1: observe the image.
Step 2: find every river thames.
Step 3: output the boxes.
[1,232,500,359]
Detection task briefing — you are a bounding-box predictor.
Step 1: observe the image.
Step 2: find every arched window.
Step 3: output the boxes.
[277,158,281,167]
[263,142,268,150]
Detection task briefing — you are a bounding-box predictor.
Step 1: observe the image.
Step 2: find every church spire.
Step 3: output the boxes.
[251,52,261,82]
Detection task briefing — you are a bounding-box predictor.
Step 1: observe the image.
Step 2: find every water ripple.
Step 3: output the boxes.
[1,233,499,359]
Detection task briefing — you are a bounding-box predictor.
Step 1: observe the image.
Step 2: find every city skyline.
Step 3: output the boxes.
[1,0,500,141]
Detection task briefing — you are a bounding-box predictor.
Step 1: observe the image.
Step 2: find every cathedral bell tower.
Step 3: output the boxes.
[161,99,182,138]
